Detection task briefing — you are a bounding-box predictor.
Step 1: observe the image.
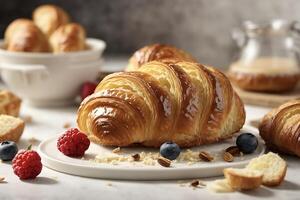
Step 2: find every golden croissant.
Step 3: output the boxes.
[259,100,300,157]
[77,61,245,147]
[126,44,196,71]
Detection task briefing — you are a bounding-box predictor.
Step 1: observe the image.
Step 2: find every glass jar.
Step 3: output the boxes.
[229,19,300,77]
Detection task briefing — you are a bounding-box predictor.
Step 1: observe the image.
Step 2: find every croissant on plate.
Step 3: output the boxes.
[33,4,70,37]
[77,60,245,147]
[4,19,50,52]
[126,44,196,71]
[49,23,86,53]
[259,100,300,157]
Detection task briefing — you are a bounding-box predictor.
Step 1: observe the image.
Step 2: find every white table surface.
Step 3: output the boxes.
[1,58,300,200]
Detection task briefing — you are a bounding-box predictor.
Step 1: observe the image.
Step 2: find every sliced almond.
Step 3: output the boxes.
[199,151,214,162]
[157,157,171,167]
[223,152,234,162]
[225,146,240,157]
[132,153,140,161]
[190,180,199,187]
[0,176,5,182]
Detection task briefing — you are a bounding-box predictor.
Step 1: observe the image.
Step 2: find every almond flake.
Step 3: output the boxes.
[225,146,240,157]
[223,152,234,162]
[199,151,214,162]
[0,176,5,182]
[157,157,171,167]
[190,180,199,187]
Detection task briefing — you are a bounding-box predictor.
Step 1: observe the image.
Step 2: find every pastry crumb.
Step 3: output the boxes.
[107,183,113,186]
[63,122,71,129]
[112,147,121,154]
[28,137,40,145]
[23,115,33,123]
[0,176,5,182]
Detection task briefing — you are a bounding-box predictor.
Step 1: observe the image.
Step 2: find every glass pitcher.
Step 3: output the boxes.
[229,19,300,75]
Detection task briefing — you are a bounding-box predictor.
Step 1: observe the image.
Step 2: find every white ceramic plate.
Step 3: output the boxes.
[38,125,265,180]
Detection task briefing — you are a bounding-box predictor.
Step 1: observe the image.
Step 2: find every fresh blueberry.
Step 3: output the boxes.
[0,141,18,161]
[160,141,181,160]
[236,133,258,154]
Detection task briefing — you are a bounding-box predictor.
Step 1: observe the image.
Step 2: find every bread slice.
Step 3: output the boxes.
[0,115,25,142]
[224,168,263,190]
[0,90,22,117]
[246,152,287,186]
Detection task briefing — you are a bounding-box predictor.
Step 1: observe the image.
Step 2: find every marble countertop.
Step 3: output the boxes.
[0,58,300,200]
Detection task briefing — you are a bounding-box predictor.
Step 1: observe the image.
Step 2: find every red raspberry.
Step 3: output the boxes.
[12,150,42,179]
[80,82,97,101]
[57,128,90,157]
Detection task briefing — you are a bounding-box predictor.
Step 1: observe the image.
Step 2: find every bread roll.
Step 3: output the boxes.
[33,4,70,37]
[49,23,86,53]
[4,19,50,52]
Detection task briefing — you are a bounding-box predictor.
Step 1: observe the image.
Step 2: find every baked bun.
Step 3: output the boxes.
[259,99,300,157]
[49,23,86,53]
[33,4,70,37]
[4,19,50,52]
[228,57,300,92]
[77,60,245,147]
[126,44,196,71]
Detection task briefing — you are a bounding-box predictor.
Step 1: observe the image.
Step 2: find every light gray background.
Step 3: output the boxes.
[0,0,299,68]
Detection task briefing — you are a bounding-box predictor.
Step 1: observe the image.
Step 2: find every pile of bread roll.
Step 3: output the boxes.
[4,4,86,53]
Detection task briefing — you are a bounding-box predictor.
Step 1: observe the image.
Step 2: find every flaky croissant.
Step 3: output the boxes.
[259,100,300,157]
[4,19,50,52]
[33,4,70,37]
[49,23,86,53]
[77,61,245,147]
[126,44,196,71]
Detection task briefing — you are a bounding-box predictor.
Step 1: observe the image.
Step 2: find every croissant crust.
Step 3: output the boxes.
[126,44,196,71]
[77,61,245,147]
[259,100,300,157]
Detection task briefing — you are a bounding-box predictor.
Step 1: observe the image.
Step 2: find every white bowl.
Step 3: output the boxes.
[0,38,106,107]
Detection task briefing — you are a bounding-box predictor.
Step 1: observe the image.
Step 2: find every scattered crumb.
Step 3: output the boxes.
[63,122,71,129]
[107,183,113,186]
[112,147,121,154]
[28,137,40,145]
[0,176,5,182]
[207,179,234,193]
[190,180,199,187]
[23,115,33,123]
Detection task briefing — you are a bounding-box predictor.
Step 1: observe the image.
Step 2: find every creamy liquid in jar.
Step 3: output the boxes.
[229,57,300,75]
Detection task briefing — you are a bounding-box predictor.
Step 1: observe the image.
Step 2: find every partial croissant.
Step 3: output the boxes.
[126,44,196,71]
[259,100,300,157]
[77,61,245,147]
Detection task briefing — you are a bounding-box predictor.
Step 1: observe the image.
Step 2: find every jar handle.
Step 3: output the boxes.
[232,28,247,48]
